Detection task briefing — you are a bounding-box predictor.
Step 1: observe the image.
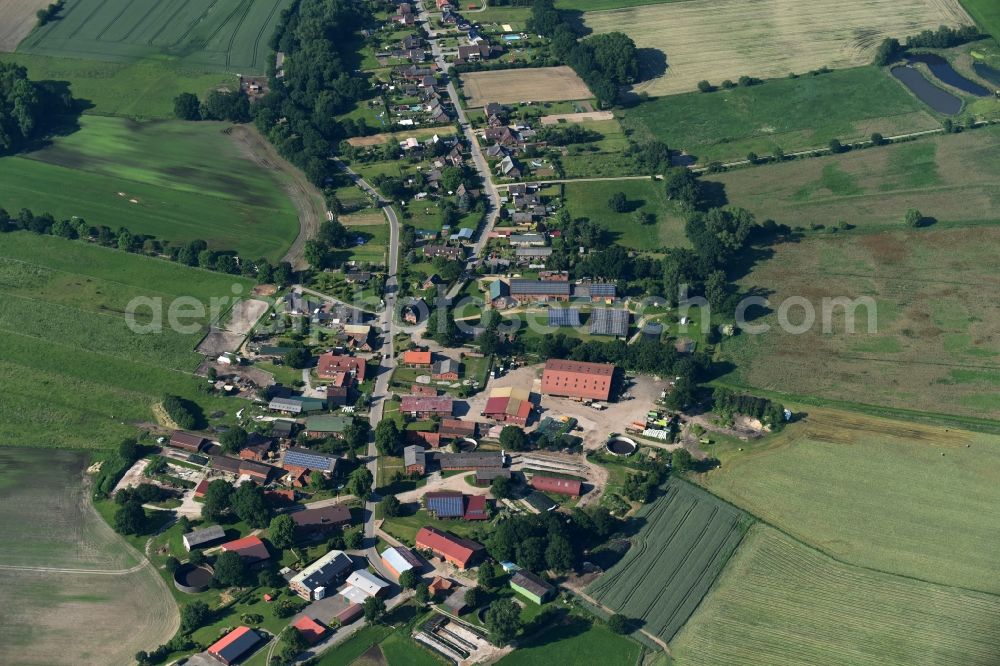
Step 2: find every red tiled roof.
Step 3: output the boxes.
[529,475,583,496]
[464,495,489,520]
[415,527,483,567]
[401,395,453,414]
[541,358,615,401]
[335,603,363,624]
[221,535,270,563]
[407,430,442,447]
[293,616,328,644]
[317,353,366,381]
[194,478,209,497]
[403,350,432,365]
[439,418,476,437]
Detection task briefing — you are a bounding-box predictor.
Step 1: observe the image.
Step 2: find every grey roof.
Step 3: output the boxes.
[404,444,426,468]
[183,525,226,549]
[436,451,504,470]
[271,419,294,436]
[510,280,571,296]
[516,247,552,257]
[588,308,630,337]
[268,397,303,413]
[432,358,460,375]
[511,570,554,597]
[524,491,557,512]
[290,549,353,592]
[547,308,581,327]
[509,233,546,245]
[474,468,512,482]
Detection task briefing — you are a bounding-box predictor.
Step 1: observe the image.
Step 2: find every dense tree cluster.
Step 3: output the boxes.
[172,90,250,122]
[255,0,372,185]
[304,218,356,269]
[0,62,74,154]
[713,387,785,428]
[93,438,144,498]
[486,506,617,574]
[161,394,200,430]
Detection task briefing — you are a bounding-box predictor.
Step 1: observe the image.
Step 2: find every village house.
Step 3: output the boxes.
[283,447,340,475]
[400,395,455,418]
[439,418,476,440]
[407,429,442,448]
[293,616,329,645]
[404,444,427,475]
[305,414,353,439]
[292,504,352,539]
[422,244,465,261]
[316,352,367,383]
[496,155,522,179]
[402,349,433,367]
[431,358,461,380]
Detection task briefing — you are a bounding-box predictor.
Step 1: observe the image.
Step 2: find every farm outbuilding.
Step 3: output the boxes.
[510,570,555,604]
[207,626,262,665]
[182,525,226,551]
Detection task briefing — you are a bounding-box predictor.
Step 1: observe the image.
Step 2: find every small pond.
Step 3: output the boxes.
[972,62,1000,88]
[891,66,962,115]
[905,53,989,96]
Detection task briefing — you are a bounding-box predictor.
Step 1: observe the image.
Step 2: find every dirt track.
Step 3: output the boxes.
[228,125,326,269]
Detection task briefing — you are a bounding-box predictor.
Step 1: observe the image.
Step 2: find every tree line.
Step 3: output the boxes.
[0,206,296,286]
[874,25,982,66]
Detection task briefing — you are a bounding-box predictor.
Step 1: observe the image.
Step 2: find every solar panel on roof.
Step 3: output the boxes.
[426,494,464,517]
[284,450,335,471]
[588,283,616,297]
[589,308,629,336]
[547,308,581,327]
[510,280,570,295]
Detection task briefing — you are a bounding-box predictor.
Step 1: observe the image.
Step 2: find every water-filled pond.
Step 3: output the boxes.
[891,65,962,115]
[905,53,989,96]
[973,62,1000,88]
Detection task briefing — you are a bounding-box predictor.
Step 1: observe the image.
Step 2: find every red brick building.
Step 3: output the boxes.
[415,527,485,569]
[540,358,615,401]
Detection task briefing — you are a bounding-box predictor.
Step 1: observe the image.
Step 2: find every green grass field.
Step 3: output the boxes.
[671,525,1000,666]
[697,407,1000,594]
[961,0,1000,41]
[495,617,643,666]
[0,115,299,259]
[18,0,292,72]
[619,66,938,164]
[563,179,688,250]
[0,448,178,665]
[0,52,234,119]
[586,479,749,642]
[0,233,249,449]
[709,126,1000,232]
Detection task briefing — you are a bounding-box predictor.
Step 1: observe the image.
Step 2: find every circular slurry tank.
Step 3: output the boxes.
[606,436,638,456]
[173,563,214,593]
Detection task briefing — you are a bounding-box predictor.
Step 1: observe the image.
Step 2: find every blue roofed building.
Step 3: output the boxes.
[282,447,340,473]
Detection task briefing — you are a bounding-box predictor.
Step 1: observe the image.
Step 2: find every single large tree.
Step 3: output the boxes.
[347,466,373,500]
[375,419,404,456]
[173,93,201,120]
[485,599,522,645]
[269,513,296,549]
[202,479,233,522]
[499,425,528,452]
[213,551,246,587]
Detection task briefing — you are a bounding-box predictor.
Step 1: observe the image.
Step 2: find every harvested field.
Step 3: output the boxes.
[18,0,293,72]
[0,0,50,51]
[699,407,1000,593]
[541,111,614,124]
[196,298,269,356]
[460,66,592,107]
[586,479,749,642]
[584,0,974,95]
[0,448,178,666]
[671,525,1000,666]
[341,211,387,226]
